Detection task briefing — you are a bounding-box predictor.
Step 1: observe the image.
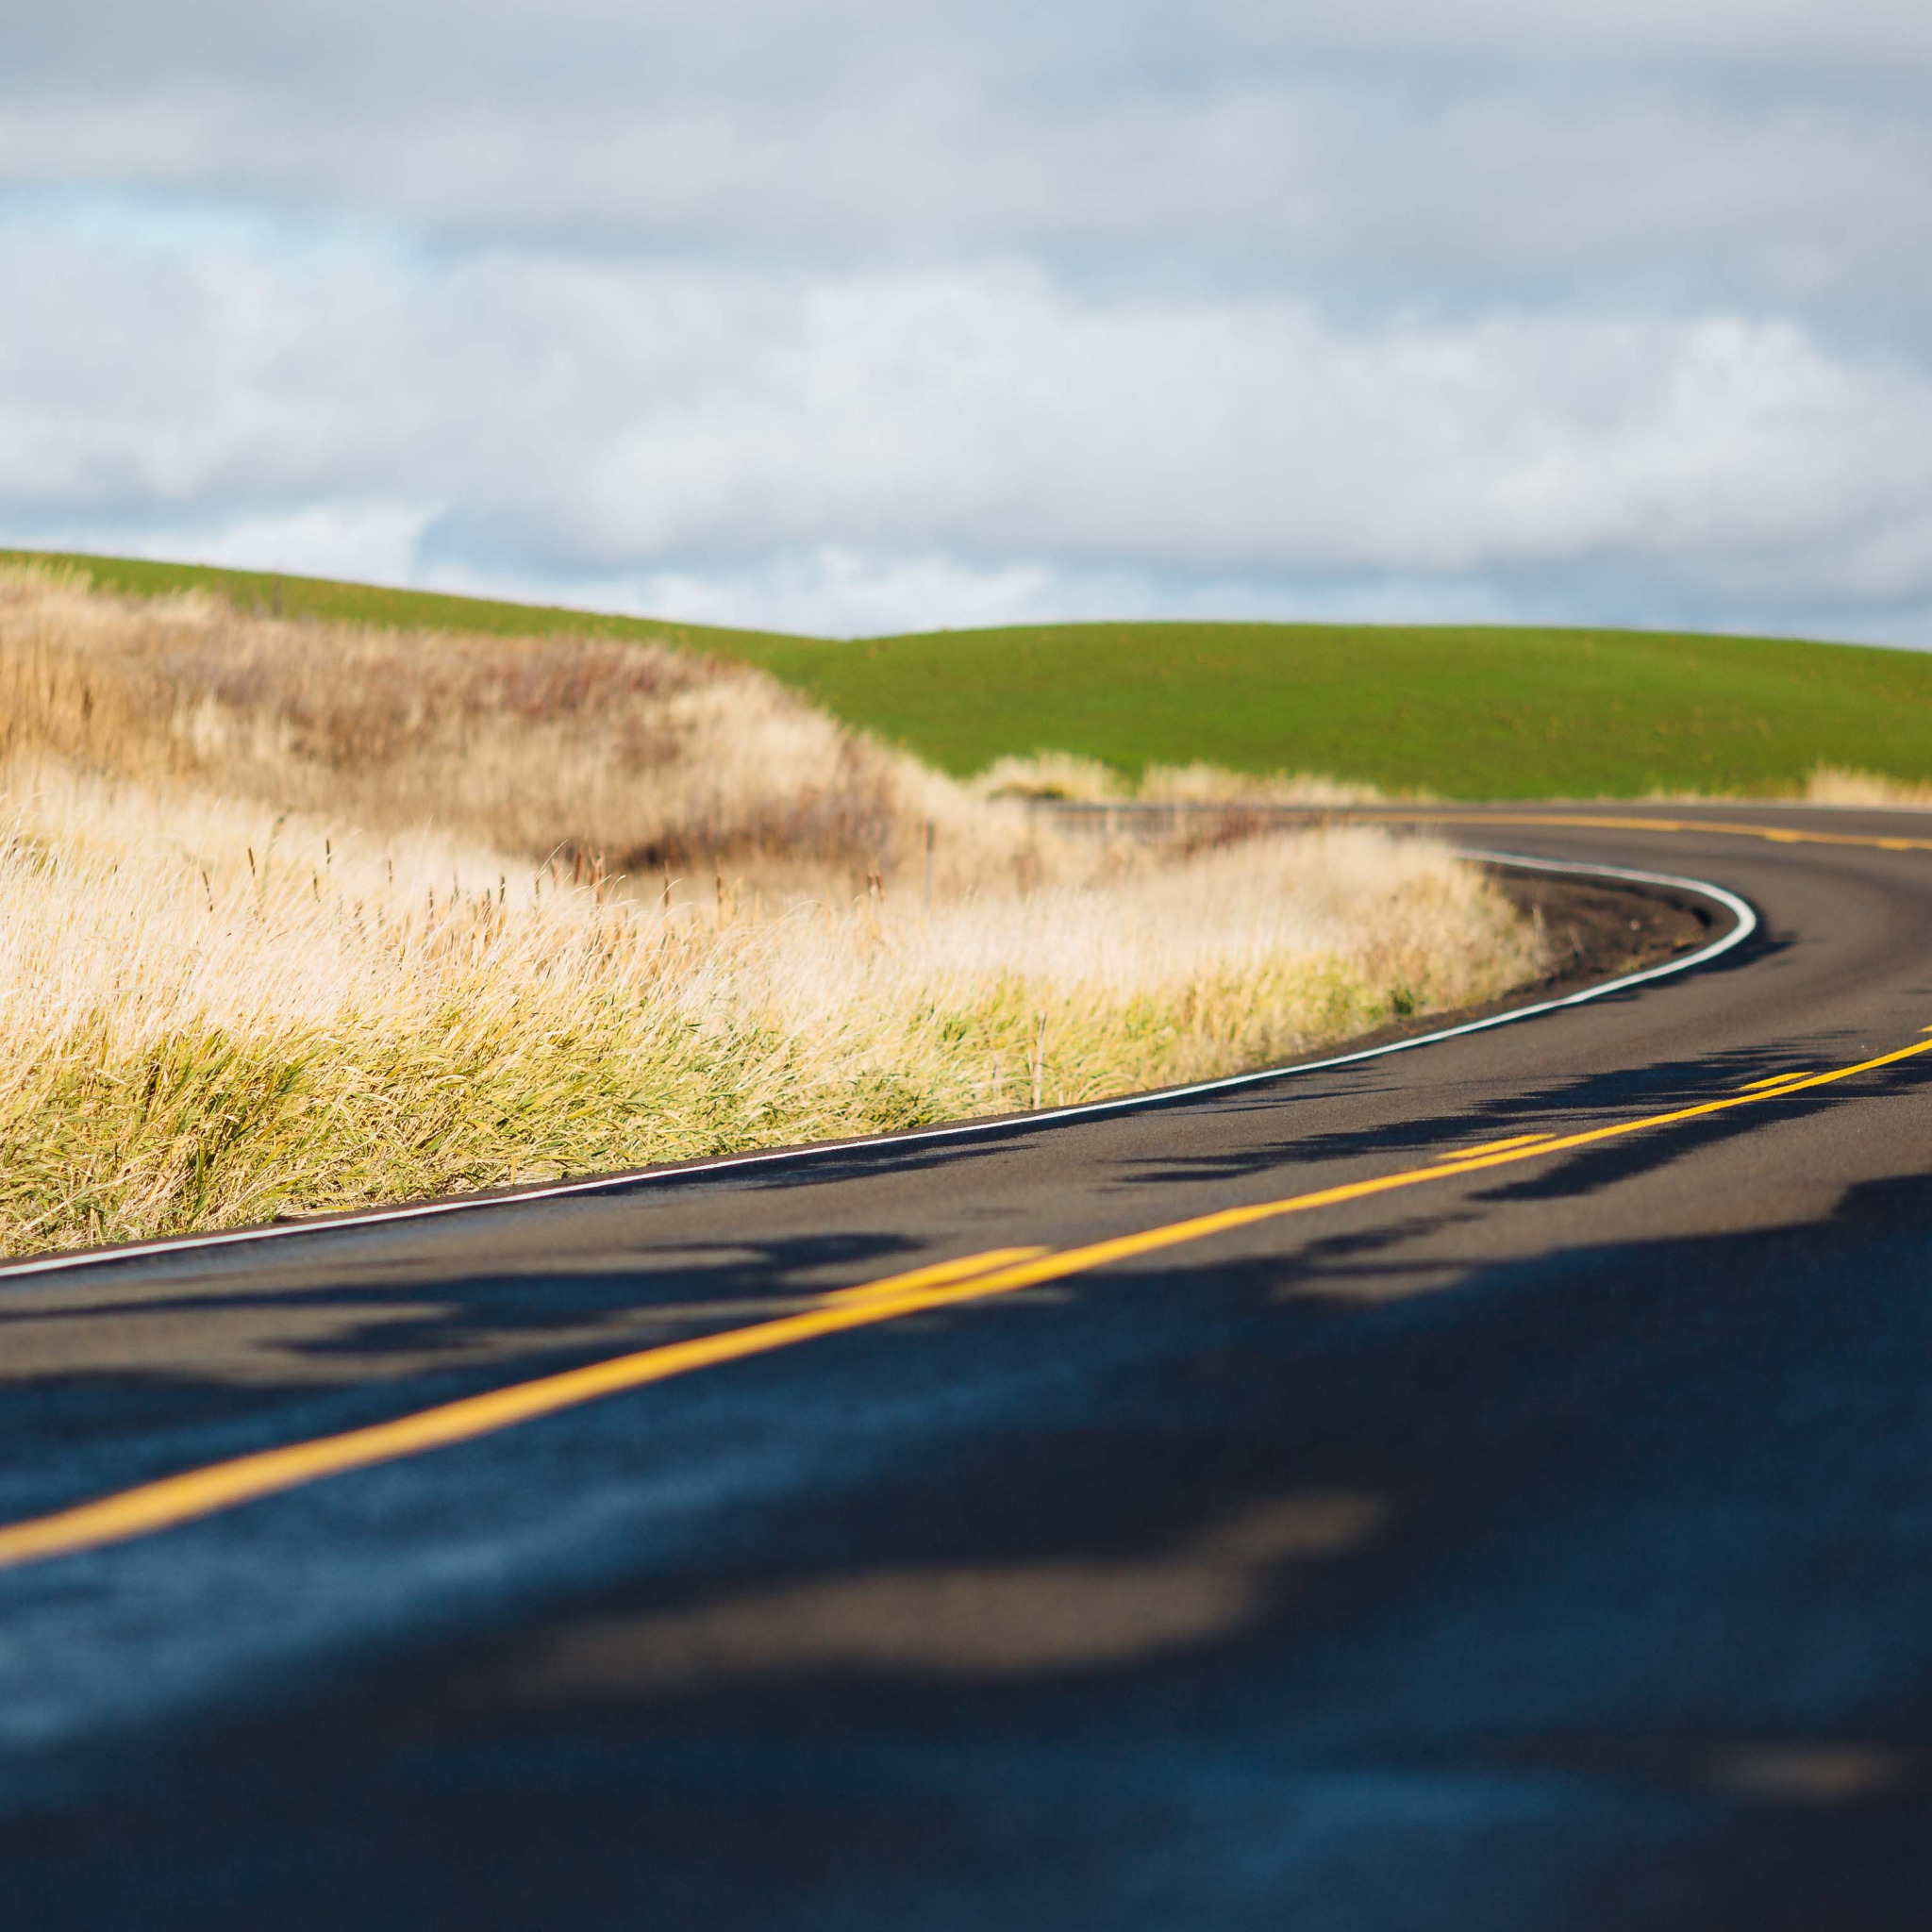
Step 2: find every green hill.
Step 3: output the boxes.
[10,548,1932,797]
[733,621,1932,798]
[0,547,804,659]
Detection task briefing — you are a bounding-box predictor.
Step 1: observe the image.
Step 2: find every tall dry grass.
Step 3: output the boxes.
[0,567,1057,900]
[973,750,1392,806]
[1640,766,1932,809]
[1798,765,1932,808]
[0,569,1548,1256]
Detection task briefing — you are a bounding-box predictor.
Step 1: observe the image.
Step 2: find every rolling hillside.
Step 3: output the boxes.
[10,548,1932,797]
[737,622,1932,798]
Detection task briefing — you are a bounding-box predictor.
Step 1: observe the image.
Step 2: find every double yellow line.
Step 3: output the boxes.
[3,1028,1928,1572]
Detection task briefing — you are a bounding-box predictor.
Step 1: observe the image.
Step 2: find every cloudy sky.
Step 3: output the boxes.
[6,1,1932,640]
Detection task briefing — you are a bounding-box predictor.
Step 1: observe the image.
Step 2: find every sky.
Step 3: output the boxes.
[5,0,1932,641]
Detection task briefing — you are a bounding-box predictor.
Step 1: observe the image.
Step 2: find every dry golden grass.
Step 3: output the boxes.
[0,569,1547,1257]
[973,750,1391,806]
[0,566,1063,903]
[1798,765,1932,808]
[1137,763,1393,806]
[1640,765,1932,809]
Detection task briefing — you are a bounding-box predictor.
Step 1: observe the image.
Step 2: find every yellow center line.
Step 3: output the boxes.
[5,1033,1931,1571]
[1739,1071,1817,1091]
[0,1248,1039,1571]
[1346,810,1932,856]
[821,1247,1047,1303]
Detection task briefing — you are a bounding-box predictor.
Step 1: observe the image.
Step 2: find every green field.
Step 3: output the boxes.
[12,547,1932,797]
[739,623,1932,798]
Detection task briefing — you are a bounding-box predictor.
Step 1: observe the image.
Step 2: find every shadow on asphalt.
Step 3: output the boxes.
[8,1168,1932,1931]
[1109,1028,1932,1207]
[0,1228,962,1525]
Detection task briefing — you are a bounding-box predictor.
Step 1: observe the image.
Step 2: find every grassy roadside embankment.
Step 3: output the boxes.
[11,549,1932,799]
[0,569,1546,1256]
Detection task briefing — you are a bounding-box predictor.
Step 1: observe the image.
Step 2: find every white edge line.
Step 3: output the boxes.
[0,849,1757,1283]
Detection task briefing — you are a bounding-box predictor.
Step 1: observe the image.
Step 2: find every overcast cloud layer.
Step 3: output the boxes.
[6,0,1931,640]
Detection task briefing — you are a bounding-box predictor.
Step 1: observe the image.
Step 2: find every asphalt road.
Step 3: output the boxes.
[5,803,1932,1929]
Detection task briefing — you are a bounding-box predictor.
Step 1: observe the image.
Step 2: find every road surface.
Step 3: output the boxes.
[3,802,1931,1929]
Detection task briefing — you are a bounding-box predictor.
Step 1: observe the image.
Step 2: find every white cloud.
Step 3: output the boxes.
[7,208,1932,639]
[5,3,1932,640]
[4,2,1930,326]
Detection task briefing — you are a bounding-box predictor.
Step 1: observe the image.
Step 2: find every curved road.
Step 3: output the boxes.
[5,803,1932,1929]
